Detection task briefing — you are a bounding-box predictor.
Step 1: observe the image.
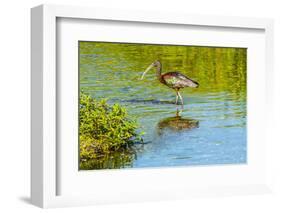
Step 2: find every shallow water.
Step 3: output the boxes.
[79,42,247,169]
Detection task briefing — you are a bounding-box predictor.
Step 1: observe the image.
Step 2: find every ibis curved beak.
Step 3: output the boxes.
[140,63,154,80]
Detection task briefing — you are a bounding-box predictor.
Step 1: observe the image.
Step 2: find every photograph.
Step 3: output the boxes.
[78,41,247,170]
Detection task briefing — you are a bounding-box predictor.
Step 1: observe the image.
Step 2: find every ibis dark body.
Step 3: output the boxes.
[161,72,199,89]
[141,60,199,106]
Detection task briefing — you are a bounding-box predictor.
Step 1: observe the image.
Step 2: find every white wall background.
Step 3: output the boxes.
[0,0,280,212]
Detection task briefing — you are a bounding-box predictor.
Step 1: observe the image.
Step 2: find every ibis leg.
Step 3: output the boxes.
[178,91,184,107]
[176,108,183,116]
[175,93,179,104]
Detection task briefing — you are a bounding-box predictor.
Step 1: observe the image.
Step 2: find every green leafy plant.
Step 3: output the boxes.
[79,92,143,163]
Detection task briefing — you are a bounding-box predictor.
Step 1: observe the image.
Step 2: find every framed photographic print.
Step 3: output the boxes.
[31,4,274,208]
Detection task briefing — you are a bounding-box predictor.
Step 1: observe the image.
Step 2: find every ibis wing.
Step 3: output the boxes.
[162,72,198,88]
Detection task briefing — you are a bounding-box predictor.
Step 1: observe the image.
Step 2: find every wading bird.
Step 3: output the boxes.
[140,60,199,107]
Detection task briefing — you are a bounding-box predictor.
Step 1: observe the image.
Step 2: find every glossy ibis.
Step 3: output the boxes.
[140,60,199,107]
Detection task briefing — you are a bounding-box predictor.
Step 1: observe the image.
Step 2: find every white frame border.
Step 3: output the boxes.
[31,4,274,208]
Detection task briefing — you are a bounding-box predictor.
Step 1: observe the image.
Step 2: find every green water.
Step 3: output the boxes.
[79,41,247,170]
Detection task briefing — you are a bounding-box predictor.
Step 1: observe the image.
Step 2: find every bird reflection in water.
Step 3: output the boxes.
[157,109,199,135]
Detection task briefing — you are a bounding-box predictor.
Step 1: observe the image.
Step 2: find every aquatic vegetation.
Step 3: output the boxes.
[80,149,136,170]
[79,92,143,163]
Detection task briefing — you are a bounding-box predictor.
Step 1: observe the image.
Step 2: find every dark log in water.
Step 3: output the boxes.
[112,98,176,105]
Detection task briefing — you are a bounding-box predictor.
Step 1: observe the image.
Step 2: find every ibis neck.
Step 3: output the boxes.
[155,63,162,79]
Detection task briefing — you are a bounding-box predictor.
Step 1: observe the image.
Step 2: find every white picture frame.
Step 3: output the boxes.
[31,4,274,208]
